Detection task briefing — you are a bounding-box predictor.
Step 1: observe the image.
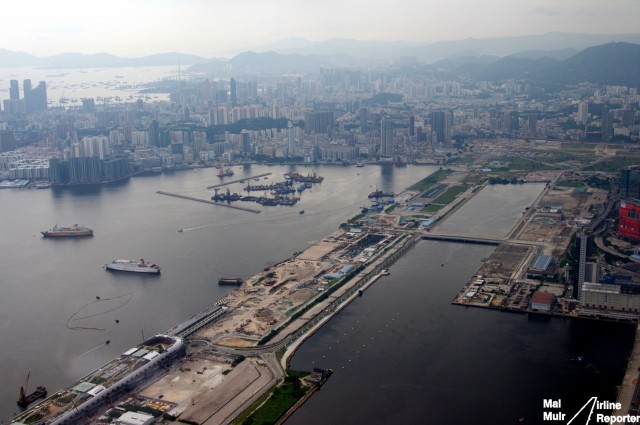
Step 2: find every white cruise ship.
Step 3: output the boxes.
[105,259,160,274]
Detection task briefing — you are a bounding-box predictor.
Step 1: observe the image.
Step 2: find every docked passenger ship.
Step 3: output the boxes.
[41,224,94,238]
[105,259,161,274]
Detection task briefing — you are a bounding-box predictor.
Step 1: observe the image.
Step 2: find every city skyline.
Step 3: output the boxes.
[0,0,638,58]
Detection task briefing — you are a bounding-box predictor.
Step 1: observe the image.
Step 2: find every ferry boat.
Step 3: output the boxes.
[41,224,94,238]
[218,277,244,286]
[105,259,160,274]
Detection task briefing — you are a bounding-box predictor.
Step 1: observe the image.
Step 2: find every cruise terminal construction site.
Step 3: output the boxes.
[12,153,640,425]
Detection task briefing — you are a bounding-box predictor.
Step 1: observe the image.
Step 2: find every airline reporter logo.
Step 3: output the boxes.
[542,397,639,424]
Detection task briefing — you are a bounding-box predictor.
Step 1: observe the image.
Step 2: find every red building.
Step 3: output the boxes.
[619,200,640,240]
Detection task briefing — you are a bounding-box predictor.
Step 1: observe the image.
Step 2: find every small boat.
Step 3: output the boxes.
[178,228,184,233]
[299,210,305,214]
[218,277,244,286]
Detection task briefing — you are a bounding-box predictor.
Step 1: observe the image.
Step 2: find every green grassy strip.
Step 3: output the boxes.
[431,184,467,205]
[583,155,640,172]
[421,204,444,213]
[384,203,399,213]
[408,169,453,191]
[234,372,311,425]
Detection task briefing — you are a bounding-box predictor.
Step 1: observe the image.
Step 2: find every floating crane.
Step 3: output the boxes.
[17,371,47,408]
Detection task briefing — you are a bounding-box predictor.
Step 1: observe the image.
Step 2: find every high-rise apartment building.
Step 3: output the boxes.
[620,167,640,200]
[241,130,251,155]
[0,130,15,152]
[359,107,368,134]
[380,117,394,158]
[287,122,295,155]
[7,79,47,113]
[9,80,19,100]
[430,111,451,144]
[304,111,334,134]
[229,78,237,106]
[149,120,161,147]
[577,102,588,124]
[601,107,613,140]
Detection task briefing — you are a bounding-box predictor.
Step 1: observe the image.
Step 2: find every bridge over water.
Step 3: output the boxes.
[422,234,502,245]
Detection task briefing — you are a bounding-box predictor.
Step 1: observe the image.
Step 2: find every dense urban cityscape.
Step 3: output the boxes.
[1,29,640,425]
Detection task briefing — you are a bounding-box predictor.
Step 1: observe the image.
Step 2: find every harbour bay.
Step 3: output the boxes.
[0,164,634,424]
[0,164,428,420]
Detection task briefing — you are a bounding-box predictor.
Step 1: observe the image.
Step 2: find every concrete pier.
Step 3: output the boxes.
[156,191,261,213]
[206,172,273,189]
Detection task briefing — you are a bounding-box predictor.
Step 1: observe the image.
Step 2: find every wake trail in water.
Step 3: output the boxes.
[76,343,107,357]
[66,292,134,331]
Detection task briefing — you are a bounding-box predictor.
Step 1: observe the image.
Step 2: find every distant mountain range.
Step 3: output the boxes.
[0,31,638,68]
[251,32,640,63]
[0,33,638,87]
[430,42,640,88]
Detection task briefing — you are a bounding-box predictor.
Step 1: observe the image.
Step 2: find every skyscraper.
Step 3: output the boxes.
[430,111,452,144]
[9,80,19,100]
[304,111,334,134]
[241,130,251,155]
[380,117,393,158]
[287,122,295,155]
[359,107,368,134]
[23,79,32,103]
[149,120,161,147]
[528,114,537,137]
[601,107,613,140]
[577,102,588,124]
[620,167,640,200]
[229,78,237,106]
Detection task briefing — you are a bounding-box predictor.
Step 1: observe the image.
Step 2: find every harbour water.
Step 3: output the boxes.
[287,240,635,424]
[286,181,635,424]
[0,163,428,420]
[0,66,176,106]
[0,166,634,423]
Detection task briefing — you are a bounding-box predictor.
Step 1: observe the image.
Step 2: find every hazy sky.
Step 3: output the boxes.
[1,0,638,57]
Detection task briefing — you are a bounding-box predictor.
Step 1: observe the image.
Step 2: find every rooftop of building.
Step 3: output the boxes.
[530,291,556,305]
[12,335,182,425]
